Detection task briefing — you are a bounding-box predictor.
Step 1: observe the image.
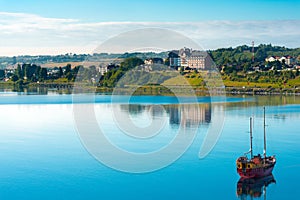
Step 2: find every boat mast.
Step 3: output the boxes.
[250,117,253,158]
[263,107,267,158]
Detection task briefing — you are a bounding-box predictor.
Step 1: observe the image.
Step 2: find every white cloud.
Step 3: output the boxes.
[0,12,77,34]
[0,12,299,56]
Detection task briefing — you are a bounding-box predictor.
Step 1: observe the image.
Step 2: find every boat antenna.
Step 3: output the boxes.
[263,107,267,158]
[250,117,253,159]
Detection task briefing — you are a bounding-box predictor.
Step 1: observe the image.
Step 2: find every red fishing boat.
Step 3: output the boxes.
[236,107,276,178]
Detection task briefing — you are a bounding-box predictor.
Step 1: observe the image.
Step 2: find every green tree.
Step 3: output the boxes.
[23,64,38,80]
[120,57,144,70]
[65,64,71,75]
[0,69,4,79]
[242,62,251,73]
[35,65,41,79]
[39,68,48,81]
[66,72,73,81]
[255,48,267,62]
[164,58,170,66]
[179,66,184,75]
[16,64,23,79]
[58,67,63,78]
[11,74,19,82]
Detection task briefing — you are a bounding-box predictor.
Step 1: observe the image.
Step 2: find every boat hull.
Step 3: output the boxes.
[237,164,275,178]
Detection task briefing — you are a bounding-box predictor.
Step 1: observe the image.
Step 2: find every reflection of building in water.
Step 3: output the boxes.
[120,104,147,115]
[166,104,211,127]
[236,174,276,199]
[181,104,211,127]
[168,105,180,125]
[120,104,165,117]
[119,103,211,128]
[149,105,165,117]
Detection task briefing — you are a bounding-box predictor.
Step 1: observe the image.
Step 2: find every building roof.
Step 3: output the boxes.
[190,51,207,57]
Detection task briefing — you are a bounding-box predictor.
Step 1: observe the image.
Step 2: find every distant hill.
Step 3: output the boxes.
[0,52,168,69]
[1,44,299,69]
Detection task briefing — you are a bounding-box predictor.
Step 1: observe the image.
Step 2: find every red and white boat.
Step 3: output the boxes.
[236,107,276,178]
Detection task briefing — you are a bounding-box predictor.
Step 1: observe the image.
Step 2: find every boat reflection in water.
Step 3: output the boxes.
[236,174,276,199]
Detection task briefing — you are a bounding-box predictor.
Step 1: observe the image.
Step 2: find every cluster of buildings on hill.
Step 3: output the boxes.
[97,47,212,76]
[263,55,300,71]
[265,56,295,65]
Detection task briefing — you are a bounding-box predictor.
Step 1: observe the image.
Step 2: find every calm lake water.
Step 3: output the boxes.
[0,92,299,199]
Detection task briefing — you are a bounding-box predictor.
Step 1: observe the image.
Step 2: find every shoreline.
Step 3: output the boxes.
[1,82,300,96]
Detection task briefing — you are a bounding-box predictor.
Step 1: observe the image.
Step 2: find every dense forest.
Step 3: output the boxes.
[210,44,300,63]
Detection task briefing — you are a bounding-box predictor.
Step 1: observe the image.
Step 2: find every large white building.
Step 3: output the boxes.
[188,51,210,70]
[169,48,211,70]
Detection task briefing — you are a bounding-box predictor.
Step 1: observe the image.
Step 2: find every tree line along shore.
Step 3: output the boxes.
[0,44,300,95]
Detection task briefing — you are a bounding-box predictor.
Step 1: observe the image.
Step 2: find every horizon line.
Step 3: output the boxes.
[1,43,299,58]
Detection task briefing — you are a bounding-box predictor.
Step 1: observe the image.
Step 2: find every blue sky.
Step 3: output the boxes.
[0,0,300,56]
[1,0,300,21]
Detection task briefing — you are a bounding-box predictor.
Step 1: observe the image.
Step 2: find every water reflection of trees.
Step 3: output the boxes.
[0,85,72,95]
[226,95,300,108]
[120,103,211,127]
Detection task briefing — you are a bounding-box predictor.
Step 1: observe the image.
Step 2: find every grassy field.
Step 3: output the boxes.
[163,71,300,89]
[162,71,204,86]
[222,80,281,88]
[162,76,190,86]
[287,77,300,88]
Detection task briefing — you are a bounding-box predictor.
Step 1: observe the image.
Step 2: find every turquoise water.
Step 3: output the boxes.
[0,93,299,199]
